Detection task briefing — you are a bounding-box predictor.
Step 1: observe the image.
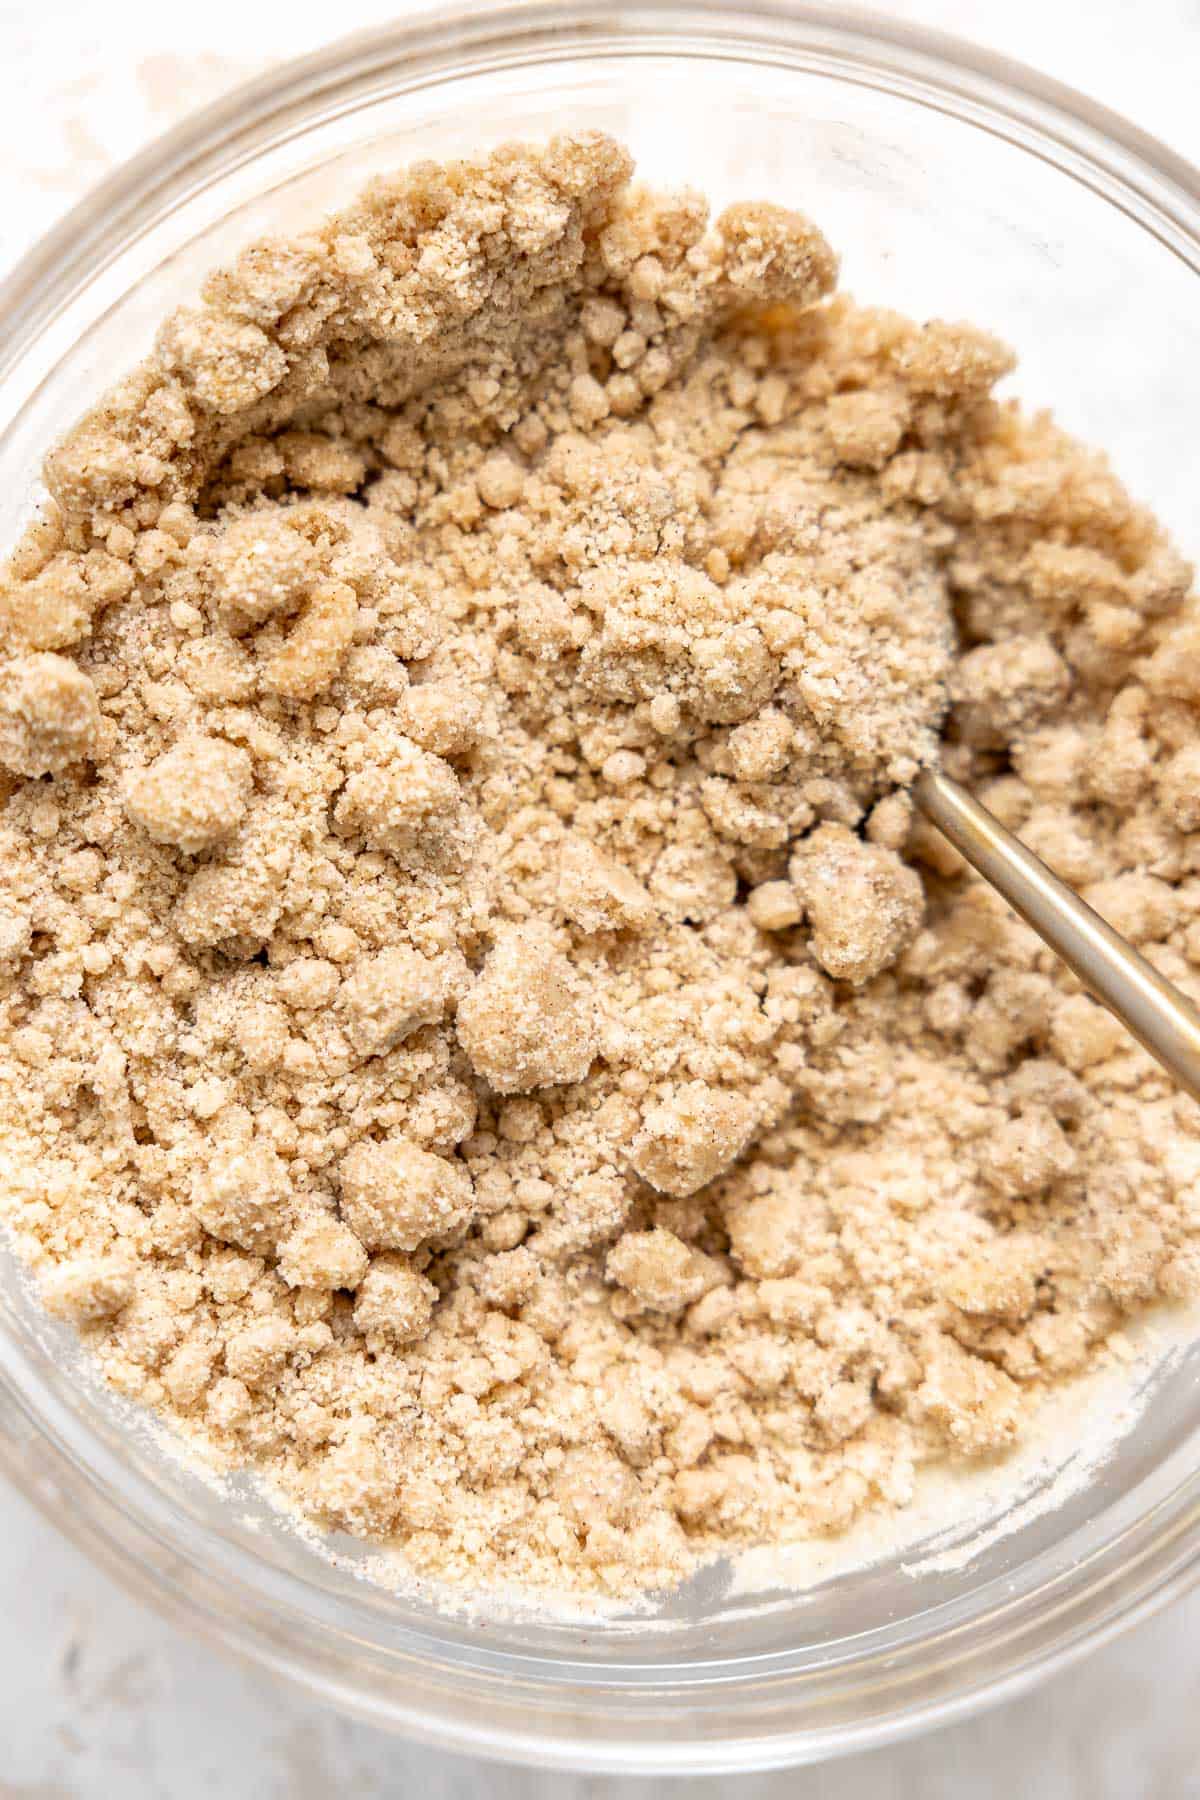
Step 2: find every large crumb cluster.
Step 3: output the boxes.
[2,135,1200,1597]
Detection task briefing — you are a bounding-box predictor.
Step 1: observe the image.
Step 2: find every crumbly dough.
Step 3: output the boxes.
[2,134,1199,1597]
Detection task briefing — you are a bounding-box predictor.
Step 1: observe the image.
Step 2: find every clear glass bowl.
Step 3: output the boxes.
[3,2,1200,1774]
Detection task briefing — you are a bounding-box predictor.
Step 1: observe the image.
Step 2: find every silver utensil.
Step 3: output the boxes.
[914,768,1200,1104]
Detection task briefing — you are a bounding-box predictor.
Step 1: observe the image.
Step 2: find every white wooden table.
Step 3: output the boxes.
[2,2,1199,1791]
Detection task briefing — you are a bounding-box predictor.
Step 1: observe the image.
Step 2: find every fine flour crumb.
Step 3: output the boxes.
[1,133,1199,1598]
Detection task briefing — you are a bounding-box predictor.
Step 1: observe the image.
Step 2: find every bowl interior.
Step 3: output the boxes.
[3,9,1200,1769]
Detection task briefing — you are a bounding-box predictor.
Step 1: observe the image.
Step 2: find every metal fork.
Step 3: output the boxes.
[914,768,1200,1103]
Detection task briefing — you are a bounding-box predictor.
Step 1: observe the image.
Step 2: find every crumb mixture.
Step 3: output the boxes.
[2,134,1199,1598]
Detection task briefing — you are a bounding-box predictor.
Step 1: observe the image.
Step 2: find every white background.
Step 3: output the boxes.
[2,1,1200,1793]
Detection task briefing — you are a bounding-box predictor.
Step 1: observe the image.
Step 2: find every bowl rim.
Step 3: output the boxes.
[4,0,1200,357]
[3,0,1200,1773]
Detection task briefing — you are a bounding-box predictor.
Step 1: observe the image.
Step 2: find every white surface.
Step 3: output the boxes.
[2,1,1200,1792]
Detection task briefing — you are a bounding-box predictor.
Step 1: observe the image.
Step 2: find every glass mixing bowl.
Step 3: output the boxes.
[3,1,1200,1774]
